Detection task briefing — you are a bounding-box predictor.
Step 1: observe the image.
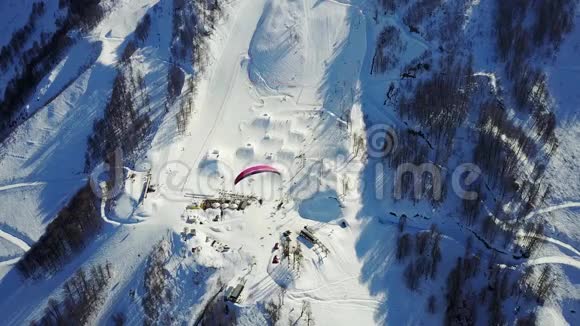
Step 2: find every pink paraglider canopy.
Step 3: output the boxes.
[234,164,281,185]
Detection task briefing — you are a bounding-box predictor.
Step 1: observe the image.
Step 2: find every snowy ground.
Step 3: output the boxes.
[0,0,578,324]
[134,0,386,323]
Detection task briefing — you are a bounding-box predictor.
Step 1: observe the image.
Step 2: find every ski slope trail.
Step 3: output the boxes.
[0,182,47,192]
[1,0,579,324]
[100,197,121,227]
[0,257,21,266]
[0,228,31,266]
[99,196,145,227]
[526,256,580,270]
[540,235,580,257]
[524,201,580,220]
[144,0,379,323]
[153,0,268,194]
[0,230,30,252]
[286,291,383,311]
[0,176,88,192]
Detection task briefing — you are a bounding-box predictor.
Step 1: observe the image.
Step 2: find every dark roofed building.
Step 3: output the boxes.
[226,284,244,303]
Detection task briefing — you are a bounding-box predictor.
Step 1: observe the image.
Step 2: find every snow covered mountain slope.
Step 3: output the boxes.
[0,0,160,256]
[0,0,578,325]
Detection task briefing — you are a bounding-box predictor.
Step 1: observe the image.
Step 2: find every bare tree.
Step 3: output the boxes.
[404,262,420,291]
[282,238,291,260]
[396,233,412,261]
[33,263,113,325]
[398,214,407,233]
[265,299,282,325]
[516,312,537,326]
[303,301,315,326]
[427,295,436,314]
[111,312,126,326]
[293,243,304,272]
[534,265,558,303]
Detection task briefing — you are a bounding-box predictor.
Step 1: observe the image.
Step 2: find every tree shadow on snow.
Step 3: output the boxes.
[316,4,435,324]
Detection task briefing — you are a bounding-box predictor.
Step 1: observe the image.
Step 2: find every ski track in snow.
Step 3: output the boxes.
[0,257,21,266]
[488,201,580,258]
[1,0,578,324]
[0,228,32,266]
[520,201,580,258]
[180,54,243,190]
[174,0,253,192]
[0,182,47,192]
[100,197,121,226]
[286,291,383,310]
[0,178,86,192]
[524,201,580,220]
[288,275,359,295]
[100,196,144,226]
[526,256,580,270]
[540,235,580,257]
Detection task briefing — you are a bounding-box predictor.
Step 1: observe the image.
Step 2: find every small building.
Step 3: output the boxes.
[226,284,244,303]
[300,226,318,244]
[186,203,200,210]
[238,200,249,210]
